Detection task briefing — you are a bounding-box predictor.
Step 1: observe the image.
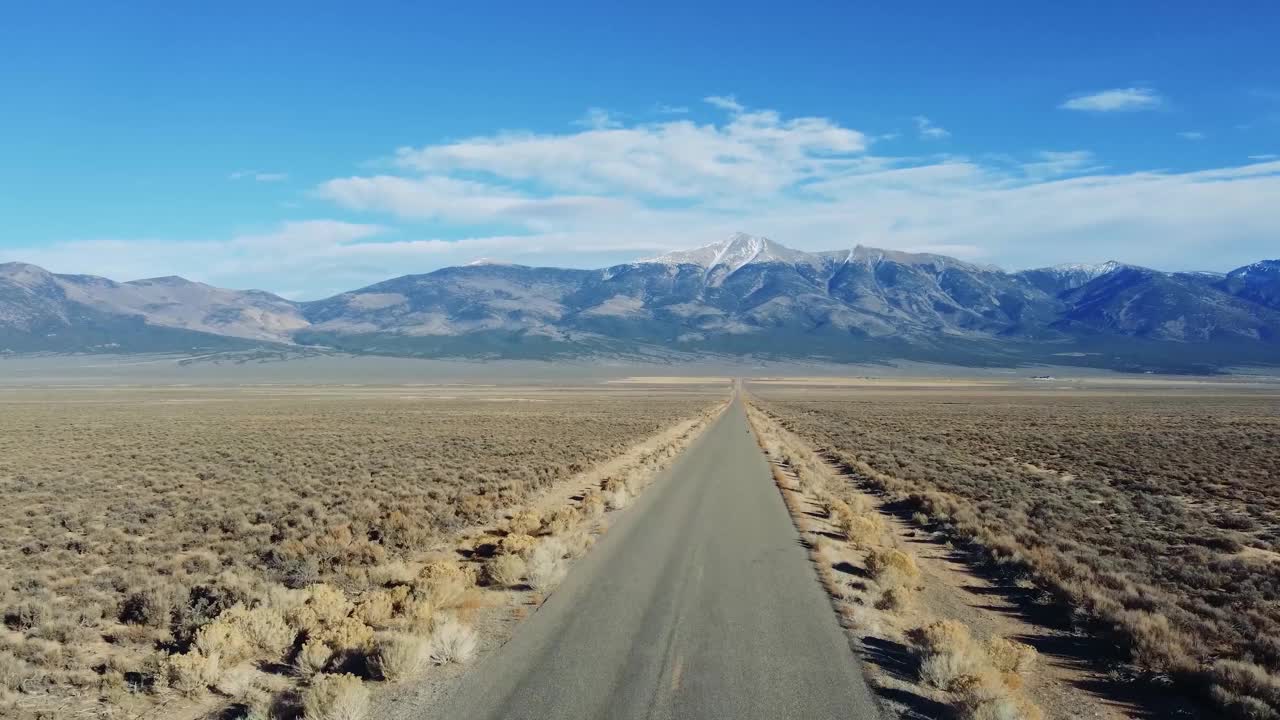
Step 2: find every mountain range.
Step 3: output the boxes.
[4,233,1279,372]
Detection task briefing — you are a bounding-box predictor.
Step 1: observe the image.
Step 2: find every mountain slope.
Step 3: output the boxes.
[3,236,1278,370]
[1056,266,1280,342]
[0,262,298,352]
[1219,260,1280,310]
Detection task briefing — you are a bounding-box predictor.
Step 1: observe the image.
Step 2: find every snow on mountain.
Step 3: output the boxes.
[643,233,819,271]
[1046,260,1129,279]
[1228,259,1280,278]
[4,240,1279,368]
[644,233,996,277]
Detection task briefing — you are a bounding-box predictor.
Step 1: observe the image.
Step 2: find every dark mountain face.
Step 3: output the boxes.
[1055,267,1280,342]
[1219,260,1280,311]
[3,236,1279,371]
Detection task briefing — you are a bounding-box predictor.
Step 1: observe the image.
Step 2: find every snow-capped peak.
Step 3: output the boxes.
[0,261,55,288]
[1045,260,1129,279]
[1228,259,1280,278]
[640,233,816,271]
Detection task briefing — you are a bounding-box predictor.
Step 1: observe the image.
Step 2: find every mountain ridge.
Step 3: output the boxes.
[4,234,1279,371]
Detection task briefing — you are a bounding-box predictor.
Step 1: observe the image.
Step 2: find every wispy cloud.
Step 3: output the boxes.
[1060,87,1164,112]
[1178,131,1206,140]
[389,105,868,199]
[653,103,689,115]
[1020,150,1099,178]
[20,100,1280,295]
[703,94,745,113]
[318,175,632,229]
[573,107,622,129]
[229,170,288,182]
[913,115,950,140]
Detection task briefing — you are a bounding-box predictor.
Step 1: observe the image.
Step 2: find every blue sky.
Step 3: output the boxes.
[2,1,1278,298]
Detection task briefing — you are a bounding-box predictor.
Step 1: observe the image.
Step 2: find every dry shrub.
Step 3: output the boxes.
[559,528,594,559]
[756,391,1280,719]
[839,514,883,548]
[0,650,35,693]
[310,617,374,659]
[302,673,369,720]
[874,586,913,613]
[921,646,992,692]
[986,637,1037,676]
[402,593,437,634]
[119,584,179,628]
[206,604,296,663]
[581,488,607,519]
[194,621,250,667]
[909,621,985,690]
[295,640,333,677]
[507,509,543,536]
[368,632,431,682]
[3,601,47,632]
[909,621,1044,719]
[1118,609,1196,675]
[213,663,259,698]
[866,548,920,587]
[497,533,538,558]
[382,584,412,614]
[543,506,582,536]
[429,617,478,665]
[368,561,418,588]
[1210,660,1280,719]
[604,489,629,511]
[353,592,395,629]
[601,477,630,510]
[415,561,477,609]
[483,554,527,589]
[287,585,354,638]
[167,651,219,697]
[824,497,850,520]
[526,538,568,591]
[0,382,719,717]
[954,672,1044,720]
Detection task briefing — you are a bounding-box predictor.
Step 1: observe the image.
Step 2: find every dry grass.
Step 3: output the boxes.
[753,385,1280,718]
[302,672,369,720]
[748,401,1045,720]
[0,386,719,718]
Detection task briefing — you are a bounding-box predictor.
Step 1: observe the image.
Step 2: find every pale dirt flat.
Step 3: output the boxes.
[399,397,884,720]
[606,376,734,384]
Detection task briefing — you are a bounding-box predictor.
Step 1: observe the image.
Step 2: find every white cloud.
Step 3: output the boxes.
[654,103,689,114]
[230,170,288,182]
[913,116,950,140]
[704,94,745,113]
[317,95,1280,277]
[1060,87,1165,112]
[17,101,1280,296]
[389,108,868,200]
[1249,153,1278,161]
[1178,131,1206,140]
[574,107,622,129]
[11,221,387,293]
[318,175,632,229]
[1021,150,1100,179]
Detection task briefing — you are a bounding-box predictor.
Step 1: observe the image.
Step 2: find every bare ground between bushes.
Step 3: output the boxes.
[745,403,1196,720]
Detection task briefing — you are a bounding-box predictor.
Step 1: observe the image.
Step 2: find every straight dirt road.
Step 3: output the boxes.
[429,396,883,719]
